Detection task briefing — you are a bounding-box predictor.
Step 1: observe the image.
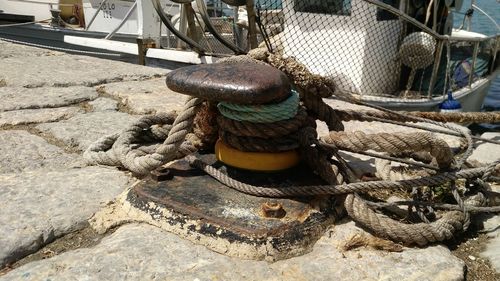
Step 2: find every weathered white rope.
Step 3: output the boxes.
[84,97,202,175]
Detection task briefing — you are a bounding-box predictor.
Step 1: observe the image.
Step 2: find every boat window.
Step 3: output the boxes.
[376,0,400,21]
[293,0,352,16]
[256,0,283,9]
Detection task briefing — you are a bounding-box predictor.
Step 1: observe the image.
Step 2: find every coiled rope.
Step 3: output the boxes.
[84,47,500,246]
[217,90,299,122]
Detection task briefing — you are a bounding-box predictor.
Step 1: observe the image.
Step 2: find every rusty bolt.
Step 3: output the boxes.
[151,168,173,182]
[261,201,286,219]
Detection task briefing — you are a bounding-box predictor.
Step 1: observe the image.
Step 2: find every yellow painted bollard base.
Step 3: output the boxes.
[215,139,300,172]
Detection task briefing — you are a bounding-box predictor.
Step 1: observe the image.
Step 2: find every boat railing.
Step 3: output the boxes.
[355,0,499,99]
[255,0,499,100]
[104,0,137,40]
[85,0,108,31]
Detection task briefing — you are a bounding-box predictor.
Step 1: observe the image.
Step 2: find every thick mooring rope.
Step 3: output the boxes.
[344,194,465,246]
[322,131,454,168]
[84,48,500,246]
[252,51,492,242]
[187,156,497,197]
[217,107,309,139]
[337,109,500,124]
[218,90,300,122]
[216,89,309,153]
[215,50,499,245]
[84,97,202,175]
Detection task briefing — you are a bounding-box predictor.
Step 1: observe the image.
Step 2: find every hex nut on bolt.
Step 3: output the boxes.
[261,201,286,219]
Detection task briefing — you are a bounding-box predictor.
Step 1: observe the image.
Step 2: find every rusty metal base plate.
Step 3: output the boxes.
[126,156,337,261]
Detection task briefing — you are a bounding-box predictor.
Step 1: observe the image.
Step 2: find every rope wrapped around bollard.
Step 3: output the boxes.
[83,48,500,246]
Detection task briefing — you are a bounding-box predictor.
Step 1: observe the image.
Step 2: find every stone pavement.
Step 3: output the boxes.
[0,41,498,280]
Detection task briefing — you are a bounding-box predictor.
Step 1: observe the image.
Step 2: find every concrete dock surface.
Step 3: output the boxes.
[0,40,499,280]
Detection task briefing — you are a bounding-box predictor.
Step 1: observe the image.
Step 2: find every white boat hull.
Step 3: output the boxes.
[360,74,496,112]
[0,0,57,21]
[1,0,497,114]
[1,23,496,113]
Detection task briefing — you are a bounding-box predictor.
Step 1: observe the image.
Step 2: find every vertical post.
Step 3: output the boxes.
[427,40,444,98]
[137,0,161,48]
[177,4,188,49]
[468,0,476,31]
[432,0,437,32]
[233,6,241,47]
[490,36,499,73]
[137,38,155,65]
[246,0,258,49]
[185,4,201,43]
[468,41,480,87]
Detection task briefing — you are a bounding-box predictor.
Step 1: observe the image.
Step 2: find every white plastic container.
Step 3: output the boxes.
[82,0,176,35]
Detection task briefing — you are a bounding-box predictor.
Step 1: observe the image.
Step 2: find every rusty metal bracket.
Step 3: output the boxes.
[126,156,339,261]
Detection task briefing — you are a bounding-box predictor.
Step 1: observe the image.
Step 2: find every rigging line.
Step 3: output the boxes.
[472,4,500,31]
[0,18,51,28]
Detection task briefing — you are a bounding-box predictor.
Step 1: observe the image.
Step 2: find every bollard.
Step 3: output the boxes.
[120,62,336,261]
[165,63,302,171]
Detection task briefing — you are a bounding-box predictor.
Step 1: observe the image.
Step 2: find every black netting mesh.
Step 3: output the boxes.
[161,13,236,54]
[256,0,498,98]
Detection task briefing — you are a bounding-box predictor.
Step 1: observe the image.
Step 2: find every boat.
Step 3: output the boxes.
[0,0,498,112]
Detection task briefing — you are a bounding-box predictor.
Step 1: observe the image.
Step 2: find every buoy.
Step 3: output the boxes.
[215,139,300,172]
[399,32,436,69]
[439,90,462,113]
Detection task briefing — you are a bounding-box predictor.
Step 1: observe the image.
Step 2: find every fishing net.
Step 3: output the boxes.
[255,0,498,98]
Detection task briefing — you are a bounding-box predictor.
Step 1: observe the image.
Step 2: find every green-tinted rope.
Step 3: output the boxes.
[217,90,299,123]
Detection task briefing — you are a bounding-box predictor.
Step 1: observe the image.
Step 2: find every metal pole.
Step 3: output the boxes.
[177,4,188,49]
[468,41,480,87]
[232,5,241,47]
[185,4,200,43]
[245,0,258,49]
[491,36,499,74]
[467,0,476,31]
[105,1,137,40]
[137,0,161,47]
[427,40,444,98]
[432,0,437,32]
[85,0,107,31]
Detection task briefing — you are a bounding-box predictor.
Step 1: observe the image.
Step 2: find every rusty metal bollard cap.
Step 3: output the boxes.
[165,63,291,104]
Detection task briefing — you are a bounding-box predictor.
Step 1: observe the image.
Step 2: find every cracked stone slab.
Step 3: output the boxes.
[468,132,500,164]
[480,184,500,272]
[0,41,65,59]
[0,222,465,280]
[0,130,81,174]
[0,107,81,128]
[36,112,138,152]
[0,167,131,268]
[99,79,186,114]
[88,97,118,112]
[0,54,167,88]
[0,86,98,112]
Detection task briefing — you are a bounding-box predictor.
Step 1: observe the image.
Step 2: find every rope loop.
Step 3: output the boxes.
[217,89,299,122]
[82,48,500,247]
